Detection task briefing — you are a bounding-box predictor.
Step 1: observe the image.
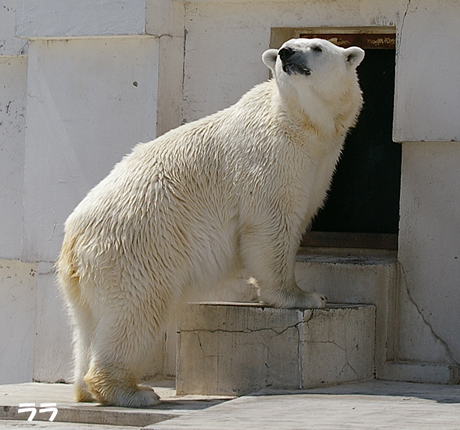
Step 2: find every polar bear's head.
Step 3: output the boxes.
[262,38,364,103]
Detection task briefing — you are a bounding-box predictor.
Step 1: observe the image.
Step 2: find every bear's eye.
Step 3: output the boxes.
[312,46,322,53]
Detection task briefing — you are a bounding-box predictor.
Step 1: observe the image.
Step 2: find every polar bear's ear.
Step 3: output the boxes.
[344,47,365,68]
[262,49,279,71]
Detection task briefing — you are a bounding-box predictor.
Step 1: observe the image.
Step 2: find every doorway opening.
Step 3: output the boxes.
[271,28,400,250]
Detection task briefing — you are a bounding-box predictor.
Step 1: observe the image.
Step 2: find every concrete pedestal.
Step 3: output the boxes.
[176,302,375,395]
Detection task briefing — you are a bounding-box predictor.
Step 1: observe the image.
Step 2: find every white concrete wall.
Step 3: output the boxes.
[0,0,27,259]
[2,0,460,385]
[22,36,159,262]
[0,56,27,260]
[16,0,147,38]
[0,0,27,56]
[0,0,32,385]
[0,260,36,384]
[182,0,405,122]
[394,1,460,371]
[32,262,73,383]
[398,142,460,365]
[394,0,460,142]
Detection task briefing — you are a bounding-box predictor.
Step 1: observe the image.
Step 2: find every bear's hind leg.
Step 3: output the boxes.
[70,304,96,402]
[84,364,160,407]
[84,306,163,407]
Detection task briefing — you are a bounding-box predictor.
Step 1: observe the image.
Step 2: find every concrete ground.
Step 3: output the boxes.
[0,380,459,429]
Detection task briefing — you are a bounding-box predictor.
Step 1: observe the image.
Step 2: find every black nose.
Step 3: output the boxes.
[279,47,295,62]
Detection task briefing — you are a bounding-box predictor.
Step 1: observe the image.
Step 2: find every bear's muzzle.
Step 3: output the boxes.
[279,47,311,76]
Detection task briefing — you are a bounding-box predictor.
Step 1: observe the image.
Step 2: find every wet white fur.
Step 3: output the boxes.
[57,38,364,407]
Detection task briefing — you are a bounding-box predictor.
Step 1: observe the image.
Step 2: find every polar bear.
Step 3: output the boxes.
[57,38,364,407]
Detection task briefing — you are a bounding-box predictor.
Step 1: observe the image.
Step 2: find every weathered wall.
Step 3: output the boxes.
[1,0,460,384]
[22,36,159,262]
[0,260,36,384]
[395,0,460,369]
[0,0,27,260]
[398,142,460,365]
[394,0,460,142]
[182,0,405,122]
[15,0,147,38]
[0,0,32,384]
[0,56,27,260]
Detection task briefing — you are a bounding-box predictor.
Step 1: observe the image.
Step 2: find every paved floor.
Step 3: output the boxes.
[0,380,459,429]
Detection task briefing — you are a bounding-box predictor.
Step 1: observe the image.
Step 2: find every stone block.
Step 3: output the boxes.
[176,303,375,395]
[0,260,36,384]
[301,305,375,388]
[382,362,460,385]
[295,254,397,379]
[16,0,147,38]
[22,37,159,262]
[0,57,27,259]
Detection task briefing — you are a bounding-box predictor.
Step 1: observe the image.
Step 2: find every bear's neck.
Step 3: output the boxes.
[273,80,361,141]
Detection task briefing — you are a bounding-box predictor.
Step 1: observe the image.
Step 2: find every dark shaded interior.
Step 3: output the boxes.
[309,49,401,236]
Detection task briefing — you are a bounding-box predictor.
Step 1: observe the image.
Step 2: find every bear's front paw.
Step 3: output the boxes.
[296,292,327,309]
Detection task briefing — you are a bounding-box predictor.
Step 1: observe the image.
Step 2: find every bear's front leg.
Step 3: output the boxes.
[241,225,327,309]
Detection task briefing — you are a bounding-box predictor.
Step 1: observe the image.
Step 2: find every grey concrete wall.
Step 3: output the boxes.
[21,36,159,263]
[398,142,460,365]
[0,0,33,384]
[1,0,459,384]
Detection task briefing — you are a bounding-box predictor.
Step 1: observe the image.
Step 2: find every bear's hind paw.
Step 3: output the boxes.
[125,386,161,408]
[97,385,161,408]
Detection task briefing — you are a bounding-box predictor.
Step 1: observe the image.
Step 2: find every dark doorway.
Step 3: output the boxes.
[300,33,400,249]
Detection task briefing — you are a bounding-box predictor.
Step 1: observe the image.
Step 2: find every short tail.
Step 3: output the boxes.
[55,235,82,305]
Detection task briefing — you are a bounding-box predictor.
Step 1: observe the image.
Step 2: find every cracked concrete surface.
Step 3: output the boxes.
[397,264,459,367]
[301,305,375,389]
[176,303,375,395]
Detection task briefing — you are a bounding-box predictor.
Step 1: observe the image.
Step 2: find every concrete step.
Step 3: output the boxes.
[164,251,398,384]
[383,361,460,384]
[294,253,460,385]
[0,380,232,428]
[294,252,398,379]
[176,302,376,396]
[1,381,460,429]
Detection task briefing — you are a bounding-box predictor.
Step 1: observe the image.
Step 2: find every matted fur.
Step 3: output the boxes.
[57,38,364,407]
